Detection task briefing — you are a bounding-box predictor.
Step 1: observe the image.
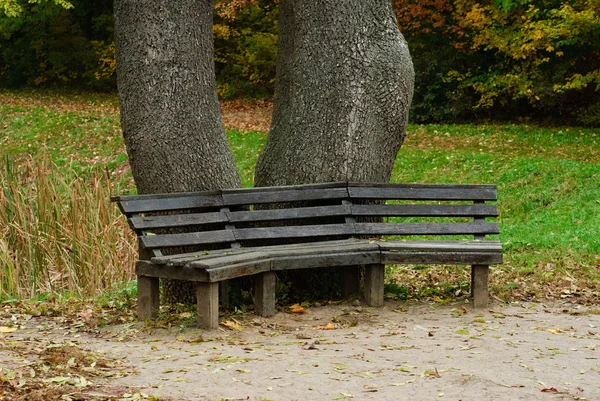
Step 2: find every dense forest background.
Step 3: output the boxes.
[1,0,598,125]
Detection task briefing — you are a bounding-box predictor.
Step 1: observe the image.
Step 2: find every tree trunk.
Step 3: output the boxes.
[114,0,241,304]
[255,0,414,186]
[114,0,240,194]
[254,0,414,301]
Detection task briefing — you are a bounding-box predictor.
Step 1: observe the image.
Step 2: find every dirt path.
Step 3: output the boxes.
[4,300,598,401]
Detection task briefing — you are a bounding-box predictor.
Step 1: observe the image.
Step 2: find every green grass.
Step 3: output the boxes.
[1,89,599,301]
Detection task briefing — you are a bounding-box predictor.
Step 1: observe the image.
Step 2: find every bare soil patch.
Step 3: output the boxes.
[2,300,599,401]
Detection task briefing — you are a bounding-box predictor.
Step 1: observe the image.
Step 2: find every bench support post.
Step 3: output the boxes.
[137,275,160,320]
[364,264,384,307]
[341,266,361,298]
[219,280,230,308]
[255,271,277,317]
[471,265,489,308]
[196,282,219,329]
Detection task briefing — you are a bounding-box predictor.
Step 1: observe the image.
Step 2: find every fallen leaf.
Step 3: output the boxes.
[78,308,93,322]
[319,322,336,330]
[220,320,242,331]
[547,328,563,334]
[332,393,353,400]
[541,387,564,394]
[0,326,17,333]
[289,304,306,314]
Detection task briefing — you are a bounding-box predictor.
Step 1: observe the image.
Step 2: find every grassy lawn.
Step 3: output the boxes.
[1,89,599,302]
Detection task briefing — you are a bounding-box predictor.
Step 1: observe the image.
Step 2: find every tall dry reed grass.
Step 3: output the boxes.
[0,155,136,298]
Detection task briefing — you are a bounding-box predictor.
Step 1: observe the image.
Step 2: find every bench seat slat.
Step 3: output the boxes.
[147,239,499,272]
[352,204,498,217]
[150,239,365,265]
[381,251,502,265]
[354,222,500,236]
[377,240,502,252]
[186,252,269,269]
[271,251,381,271]
[136,260,210,282]
[348,185,496,201]
[205,260,273,282]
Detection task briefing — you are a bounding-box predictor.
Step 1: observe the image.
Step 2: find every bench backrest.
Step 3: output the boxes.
[112,182,499,258]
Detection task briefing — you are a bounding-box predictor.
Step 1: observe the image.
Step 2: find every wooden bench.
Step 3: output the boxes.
[113,182,502,329]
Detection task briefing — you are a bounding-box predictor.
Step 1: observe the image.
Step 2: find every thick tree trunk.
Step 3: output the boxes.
[255,0,414,186]
[114,0,241,304]
[254,0,414,301]
[114,0,240,194]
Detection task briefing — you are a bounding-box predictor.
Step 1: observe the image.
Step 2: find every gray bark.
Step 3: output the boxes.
[114,0,241,194]
[255,0,414,186]
[115,0,241,305]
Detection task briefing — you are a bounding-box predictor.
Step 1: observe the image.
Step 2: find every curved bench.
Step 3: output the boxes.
[113,182,502,329]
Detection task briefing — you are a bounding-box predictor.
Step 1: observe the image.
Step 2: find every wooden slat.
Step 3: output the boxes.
[265,241,379,257]
[116,193,223,215]
[139,230,235,249]
[186,252,269,269]
[150,239,364,265]
[206,260,272,282]
[228,205,351,223]
[152,249,251,266]
[222,187,349,206]
[234,224,353,241]
[377,240,502,253]
[348,185,496,201]
[381,251,502,265]
[136,260,209,281]
[353,222,500,236]
[128,212,228,230]
[351,204,498,217]
[223,181,347,196]
[112,183,346,210]
[271,251,381,271]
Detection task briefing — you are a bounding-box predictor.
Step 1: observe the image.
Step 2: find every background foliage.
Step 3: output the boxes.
[1,0,598,125]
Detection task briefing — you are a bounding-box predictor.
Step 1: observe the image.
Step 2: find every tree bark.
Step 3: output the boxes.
[114,0,241,194]
[255,0,414,186]
[114,0,241,304]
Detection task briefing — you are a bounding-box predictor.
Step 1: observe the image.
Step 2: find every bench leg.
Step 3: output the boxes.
[219,280,230,308]
[471,265,489,308]
[340,266,361,298]
[364,264,384,307]
[255,271,276,317]
[137,275,159,321]
[196,282,219,330]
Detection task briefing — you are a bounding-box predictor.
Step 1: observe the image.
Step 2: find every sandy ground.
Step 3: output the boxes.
[3,300,600,401]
